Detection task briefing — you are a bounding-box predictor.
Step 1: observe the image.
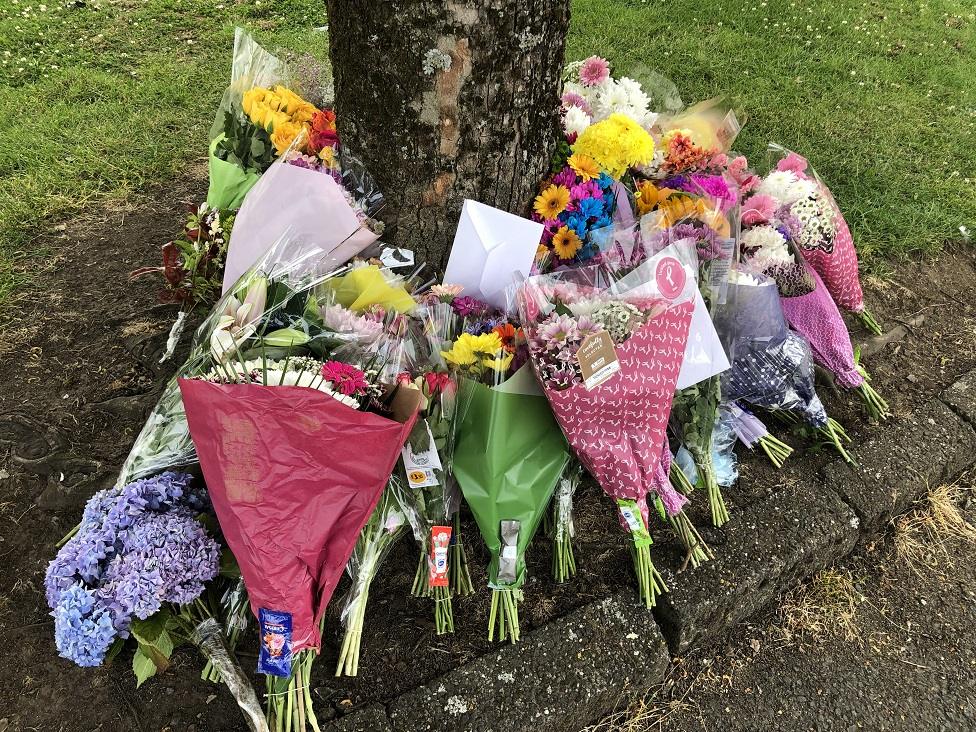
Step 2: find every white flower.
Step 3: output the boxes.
[741,225,791,269]
[594,81,631,119]
[756,170,818,206]
[563,106,592,137]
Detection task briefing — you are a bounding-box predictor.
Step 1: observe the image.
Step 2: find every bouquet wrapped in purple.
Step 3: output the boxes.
[712,272,853,463]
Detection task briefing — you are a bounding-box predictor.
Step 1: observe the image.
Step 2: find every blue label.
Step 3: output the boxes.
[257,608,293,678]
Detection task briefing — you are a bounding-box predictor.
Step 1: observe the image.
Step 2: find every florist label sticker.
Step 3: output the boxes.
[577,330,621,390]
[428,525,452,588]
[656,256,686,301]
[402,422,442,489]
[257,608,293,678]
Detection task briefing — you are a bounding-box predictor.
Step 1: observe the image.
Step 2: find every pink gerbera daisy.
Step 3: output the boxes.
[578,56,610,87]
[321,361,370,396]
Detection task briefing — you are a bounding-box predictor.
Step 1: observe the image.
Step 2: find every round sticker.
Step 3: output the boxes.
[655,256,686,301]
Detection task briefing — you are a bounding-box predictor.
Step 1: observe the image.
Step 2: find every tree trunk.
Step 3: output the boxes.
[325,0,572,272]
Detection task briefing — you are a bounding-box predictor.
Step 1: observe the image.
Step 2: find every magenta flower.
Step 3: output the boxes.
[579,56,610,86]
[552,166,578,189]
[451,295,490,317]
[321,361,370,396]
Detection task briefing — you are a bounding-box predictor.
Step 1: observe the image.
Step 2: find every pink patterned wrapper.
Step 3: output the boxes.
[779,268,864,390]
[651,444,688,519]
[543,303,695,519]
[775,151,866,314]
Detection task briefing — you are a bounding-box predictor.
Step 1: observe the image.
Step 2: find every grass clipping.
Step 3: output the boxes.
[893,479,976,581]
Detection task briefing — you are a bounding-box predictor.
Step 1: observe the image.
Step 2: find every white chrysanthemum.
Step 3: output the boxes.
[566,296,611,317]
[756,170,800,205]
[593,81,631,120]
[563,105,592,137]
[787,178,819,203]
[741,225,791,269]
[617,77,651,114]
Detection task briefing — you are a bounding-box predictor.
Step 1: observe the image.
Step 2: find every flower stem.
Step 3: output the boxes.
[858,307,883,336]
[411,550,430,598]
[669,462,696,497]
[758,433,794,468]
[666,510,713,569]
[697,459,729,527]
[630,540,667,609]
[820,418,856,464]
[449,513,474,597]
[488,587,521,643]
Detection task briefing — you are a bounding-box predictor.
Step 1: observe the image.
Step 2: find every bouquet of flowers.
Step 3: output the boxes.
[45,473,267,730]
[448,314,570,643]
[767,144,882,334]
[130,203,237,361]
[643,209,735,526]
[712,271,853,462]
[738,179,890,422]
[559,56,658,139]
[176,250,421,730]
[518,244,696,607]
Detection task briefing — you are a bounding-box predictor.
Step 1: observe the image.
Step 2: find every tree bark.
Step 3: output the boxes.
[325,0,572,272]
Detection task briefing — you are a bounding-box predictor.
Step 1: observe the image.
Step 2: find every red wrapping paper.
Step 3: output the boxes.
[542,303,694,520]
[179,380,420,652]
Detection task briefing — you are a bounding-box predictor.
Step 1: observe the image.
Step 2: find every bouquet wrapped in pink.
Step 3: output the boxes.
[768,143,882,334]
[739,172,890,422]
[518,244,697,607]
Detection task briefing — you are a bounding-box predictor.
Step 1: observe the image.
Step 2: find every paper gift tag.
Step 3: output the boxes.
[402,422,443,489]
[577,331,621,390]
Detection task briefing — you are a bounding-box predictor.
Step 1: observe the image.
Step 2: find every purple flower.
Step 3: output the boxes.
[451,295,490,318]
[552,167,578,189]
[52,584,118,667]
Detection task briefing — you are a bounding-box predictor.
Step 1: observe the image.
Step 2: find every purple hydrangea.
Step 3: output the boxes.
[45,472,220,668]
[52,584,118,667]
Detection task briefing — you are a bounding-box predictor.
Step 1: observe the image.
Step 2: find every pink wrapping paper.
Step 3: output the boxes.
[543,303,694,518]
[778,268,864,390]
[775,154,866,314]
[222,161,380,294]
[650,444,687,519]
[179,380,420,652]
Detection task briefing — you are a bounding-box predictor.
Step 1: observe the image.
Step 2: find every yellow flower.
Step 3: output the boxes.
[273,86,306,113]
[291,102,318,125]
[533,184,571,220]
[270,121,306,155]
[659,194,707,228]
[483,350,514,372]
[318,145,336,167]
[241,87,270,119]
[441,337,477,367]
[568,152,601,181]
[572,113,655,179]
[634,181,675,217]
[551,226,582,260]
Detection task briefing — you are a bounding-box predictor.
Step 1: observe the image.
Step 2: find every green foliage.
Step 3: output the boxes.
[130,611,177,686]
[213,111,275,174]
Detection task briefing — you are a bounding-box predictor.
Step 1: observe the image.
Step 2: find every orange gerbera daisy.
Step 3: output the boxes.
[533,184,571,220]
[551,226,582,260]
[492,322,522,353]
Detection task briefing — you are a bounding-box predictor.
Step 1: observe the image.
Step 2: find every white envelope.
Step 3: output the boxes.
[676,290,730,389]
[443,200,544,309]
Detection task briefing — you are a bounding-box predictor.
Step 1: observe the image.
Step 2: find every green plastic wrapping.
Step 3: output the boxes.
[206,137,263,211]
[452,369,569,588]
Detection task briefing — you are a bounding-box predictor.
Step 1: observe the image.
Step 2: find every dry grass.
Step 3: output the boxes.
[775,568,863,645]
[893,479,976,581]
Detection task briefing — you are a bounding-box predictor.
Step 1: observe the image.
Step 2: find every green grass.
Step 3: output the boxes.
[0,0,973,306]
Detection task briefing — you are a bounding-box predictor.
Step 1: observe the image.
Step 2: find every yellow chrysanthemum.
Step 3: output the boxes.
[533,184,571,220]
[572,113,655,179]
[568,152,601,182]
[441,338,477,367]
[551,226,582,260]
[270,121,306,155]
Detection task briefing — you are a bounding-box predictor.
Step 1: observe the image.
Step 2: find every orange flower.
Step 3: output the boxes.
[492,322,522,353]
[567,152,601,181]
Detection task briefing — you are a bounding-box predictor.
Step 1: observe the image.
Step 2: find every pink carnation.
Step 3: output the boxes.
[579,56,610,87]
[776,151,810,177]
[741,194,778,226]
[728,155,761,196]
[321,361,370,396]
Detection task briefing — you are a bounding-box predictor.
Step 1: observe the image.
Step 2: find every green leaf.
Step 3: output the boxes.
[220,546,242,578]
[104,637,125,663]
[130,612,170,647]
[133,646,159,688]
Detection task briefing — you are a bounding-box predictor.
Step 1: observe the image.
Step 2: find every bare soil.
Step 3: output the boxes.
[0,189,973,731]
